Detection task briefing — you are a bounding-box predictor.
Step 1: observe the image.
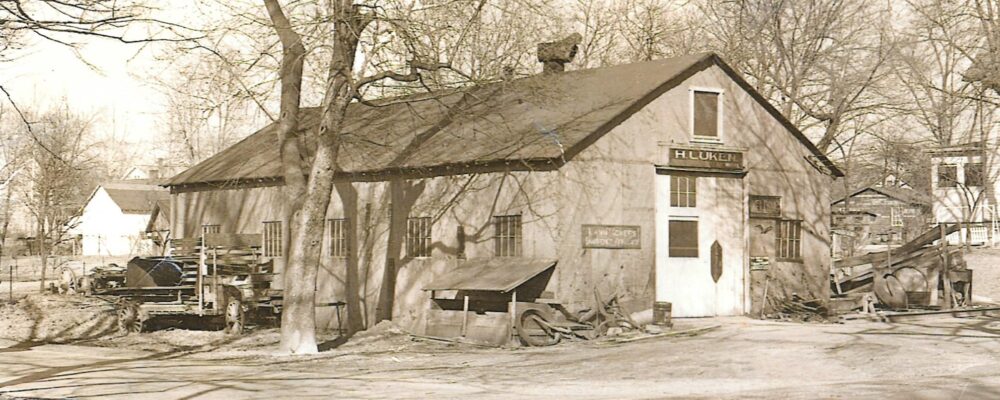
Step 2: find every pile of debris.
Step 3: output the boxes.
[831,224,972,315]
[773,294,829,322]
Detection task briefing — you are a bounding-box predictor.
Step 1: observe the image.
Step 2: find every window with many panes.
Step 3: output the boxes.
[966,163,984,187]
[670,175,697,207]
[693,90,720,139]
[327,218,348,258]
[890,208,903,227]
[406,217,432,258]
[262,221,283,257]
[494,214,522,257]
[668,220,698,257]
[202,224,220,235]
[938,164,958,187]
[776,220,802,261]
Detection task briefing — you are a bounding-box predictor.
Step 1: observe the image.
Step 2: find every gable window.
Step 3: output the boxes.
[670,176,697,207]
[262,221,283,258]
[966,163,984,187]
[201,224,220,236]
[668,219,698,257]
[890,208,903,227]
[776,220,802,261]
[494,214,523,257]
[327,218,348,258]
[938,164,958,187]
[692,90,721,140]
[406,217,432,258]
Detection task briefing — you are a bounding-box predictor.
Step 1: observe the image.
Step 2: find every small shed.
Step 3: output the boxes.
[423,258,557,345]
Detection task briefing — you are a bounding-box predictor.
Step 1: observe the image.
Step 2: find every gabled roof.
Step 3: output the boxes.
[166,53,842,191]
[145,200,171,233]
[832,186,930,207]
[99,182,170,214]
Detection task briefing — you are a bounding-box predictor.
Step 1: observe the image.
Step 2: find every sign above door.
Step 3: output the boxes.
[669,147,744,171]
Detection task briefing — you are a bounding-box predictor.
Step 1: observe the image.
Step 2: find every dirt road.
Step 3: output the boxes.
[3,316,1000,399]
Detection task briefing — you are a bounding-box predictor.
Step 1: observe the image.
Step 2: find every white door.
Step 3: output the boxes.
[655,173,745,317]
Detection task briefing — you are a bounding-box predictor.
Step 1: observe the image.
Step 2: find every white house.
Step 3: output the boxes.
[70,181,169,256]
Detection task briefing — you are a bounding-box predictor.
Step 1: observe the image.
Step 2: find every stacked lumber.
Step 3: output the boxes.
[831,224,970,312]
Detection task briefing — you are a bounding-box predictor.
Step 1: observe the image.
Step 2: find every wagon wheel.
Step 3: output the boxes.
[515,309,561,347]
[117,300,144,334]
[224,297,245,335]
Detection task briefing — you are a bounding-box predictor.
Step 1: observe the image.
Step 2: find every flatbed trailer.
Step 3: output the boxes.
[113,233,282,334]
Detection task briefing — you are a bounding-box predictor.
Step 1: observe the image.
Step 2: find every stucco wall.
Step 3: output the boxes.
[169,63,834,329]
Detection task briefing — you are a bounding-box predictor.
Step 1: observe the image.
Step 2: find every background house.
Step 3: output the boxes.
[69,181,169,256]
[831,184,930,255]
[928,142,999,245]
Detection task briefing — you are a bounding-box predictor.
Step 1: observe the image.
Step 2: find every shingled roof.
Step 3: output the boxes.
[166,53,842,191]
[101,182,169,214]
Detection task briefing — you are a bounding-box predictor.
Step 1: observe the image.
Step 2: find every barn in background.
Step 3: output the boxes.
[162,52,841,333]
[70,181,169,257]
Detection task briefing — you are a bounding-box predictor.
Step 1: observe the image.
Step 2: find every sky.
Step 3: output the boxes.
[0,29,175,162]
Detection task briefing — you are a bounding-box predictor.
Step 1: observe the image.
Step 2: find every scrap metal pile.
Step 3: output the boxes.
[831,224,973,314]
[514,289,645,346]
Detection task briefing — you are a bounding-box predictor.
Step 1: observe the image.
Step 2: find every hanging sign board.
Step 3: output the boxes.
[582,225,641,249]
[670,147,744,170]
[749,195,781,218]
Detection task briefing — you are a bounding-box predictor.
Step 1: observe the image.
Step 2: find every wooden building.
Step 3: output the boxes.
[831,185,930,254]
[162,53,841,332]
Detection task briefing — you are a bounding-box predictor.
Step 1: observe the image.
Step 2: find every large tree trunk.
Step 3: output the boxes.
[268,0,370,354]
[264,0,311,354]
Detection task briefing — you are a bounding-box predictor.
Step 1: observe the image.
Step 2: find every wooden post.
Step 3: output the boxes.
[461,295,469,337]
[510,291,517,343]
[940,224,951,309]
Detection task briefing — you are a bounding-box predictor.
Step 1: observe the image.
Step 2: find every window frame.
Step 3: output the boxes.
[262,220,283,258]
[668,218,699,258]
[690,87,724,142]
[493,214,523,257]
[326,218,348,258]
[406,216,432,258]
[669,175,697,208]
[776,219,802,262]
[201,224,220,236]
[965,162,984,187]
[938,164,958,188]
[890,208,903,227]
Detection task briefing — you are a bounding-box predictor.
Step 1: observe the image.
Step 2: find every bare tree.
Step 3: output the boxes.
[700,0,896,155]
[17,104,99,292]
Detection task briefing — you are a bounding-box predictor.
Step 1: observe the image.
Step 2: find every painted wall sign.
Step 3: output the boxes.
[670,147,744,170]
[750,256,770,271]
[582,225,641,249]
[749,195,781,218]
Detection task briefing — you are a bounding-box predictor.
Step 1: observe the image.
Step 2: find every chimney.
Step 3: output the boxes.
[537,33,583,74]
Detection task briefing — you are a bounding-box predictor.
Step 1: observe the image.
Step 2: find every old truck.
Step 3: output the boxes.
[109,233,281,334]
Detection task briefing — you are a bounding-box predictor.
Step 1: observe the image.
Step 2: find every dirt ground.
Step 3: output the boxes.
[3,315,1000,399]
[5,248,1000,399]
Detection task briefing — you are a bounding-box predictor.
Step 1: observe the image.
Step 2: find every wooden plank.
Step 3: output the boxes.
[835,224,959,268]
[204,233,263,248]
